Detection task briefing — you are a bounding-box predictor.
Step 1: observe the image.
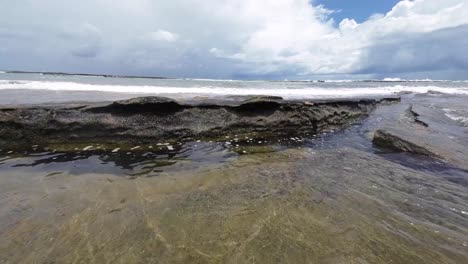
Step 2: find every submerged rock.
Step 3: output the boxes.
[0,96,399,149]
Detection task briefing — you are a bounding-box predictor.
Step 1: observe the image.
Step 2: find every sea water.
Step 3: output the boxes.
[1,72,468,104]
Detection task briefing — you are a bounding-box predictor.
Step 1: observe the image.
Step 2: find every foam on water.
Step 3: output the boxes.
[383,78,404,82]
[1,79,468,100]
[442,108,468,125]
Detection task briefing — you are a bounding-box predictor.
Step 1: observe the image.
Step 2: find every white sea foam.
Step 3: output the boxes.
[322,80,354,83]
[184,78,241,82]
[1,79,468,99]
[383,78,404,82]
[442,109,468,125]
[446,113,468,125]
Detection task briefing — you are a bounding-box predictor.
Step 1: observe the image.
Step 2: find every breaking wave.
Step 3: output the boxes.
[1,79,468,100]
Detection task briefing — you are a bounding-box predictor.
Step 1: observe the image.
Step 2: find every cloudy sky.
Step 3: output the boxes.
[1,0,468,80]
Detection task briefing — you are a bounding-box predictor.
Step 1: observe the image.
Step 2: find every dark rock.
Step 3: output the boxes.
[87,97,183,115]
[242,95,284,101]
[0,96,399,149]
[373,129,439,157]
[372,95,468,171]
[406,105,429,127]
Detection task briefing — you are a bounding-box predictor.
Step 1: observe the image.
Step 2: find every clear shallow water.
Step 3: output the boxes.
[0,140,303,177]
[1,72,468,103]
[1,138,467,263]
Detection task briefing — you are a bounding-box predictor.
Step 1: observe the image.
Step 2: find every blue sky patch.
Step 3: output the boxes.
[315,0,401,23]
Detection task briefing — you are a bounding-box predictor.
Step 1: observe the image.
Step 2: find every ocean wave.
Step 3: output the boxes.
[383,78,404,82]
[442,109,468,126]
[1,79,468,99]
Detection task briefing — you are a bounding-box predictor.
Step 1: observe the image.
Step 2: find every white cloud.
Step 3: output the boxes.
[148,30,179,42]
[0,0,467,79]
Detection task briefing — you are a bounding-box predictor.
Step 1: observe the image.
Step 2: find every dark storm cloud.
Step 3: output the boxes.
[356,25,468,76]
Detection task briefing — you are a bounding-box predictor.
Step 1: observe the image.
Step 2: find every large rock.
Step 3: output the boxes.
[373,94,468,171]
[0,96,399,149]
[373,129,440,157]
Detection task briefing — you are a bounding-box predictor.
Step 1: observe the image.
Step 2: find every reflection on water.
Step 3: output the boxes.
[0,140,298,177]
[1,143,198,176]
[1,141,279,173]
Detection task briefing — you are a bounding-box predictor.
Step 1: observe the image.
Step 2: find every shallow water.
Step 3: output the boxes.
[1,136,467,263]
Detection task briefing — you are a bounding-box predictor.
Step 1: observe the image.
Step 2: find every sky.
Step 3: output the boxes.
[315,0,402,23]
[1,0,468,80]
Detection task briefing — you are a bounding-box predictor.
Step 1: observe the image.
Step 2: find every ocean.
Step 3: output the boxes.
[1,72,468,104]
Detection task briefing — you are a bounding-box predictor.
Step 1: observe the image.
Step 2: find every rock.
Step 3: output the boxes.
[87,96,182,114]
[372,94,468,171]
[406,105,429,127]
[373,129,439,157]
[0,96,399,149]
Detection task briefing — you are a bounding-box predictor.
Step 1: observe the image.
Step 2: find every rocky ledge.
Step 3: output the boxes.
[0,96,399,149]
[372,94,468,171]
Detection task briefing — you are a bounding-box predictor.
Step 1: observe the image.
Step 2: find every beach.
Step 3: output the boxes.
[2,0,468,262]
[0,73,467,263]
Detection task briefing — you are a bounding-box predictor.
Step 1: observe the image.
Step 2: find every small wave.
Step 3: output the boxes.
[382,78,452,82]
[445,113,468,126]
[322,80,355,83]
[0,80,25,85]
[442,109,468,126]
[383,78,404,82]
[183,78,237,82]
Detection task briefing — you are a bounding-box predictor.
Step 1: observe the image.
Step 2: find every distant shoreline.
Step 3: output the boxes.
[2,70,171,80]
[1,70,459,83]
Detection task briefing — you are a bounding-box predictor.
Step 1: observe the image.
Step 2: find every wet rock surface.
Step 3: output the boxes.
[372,94,468,171]
[0,96,399,149]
